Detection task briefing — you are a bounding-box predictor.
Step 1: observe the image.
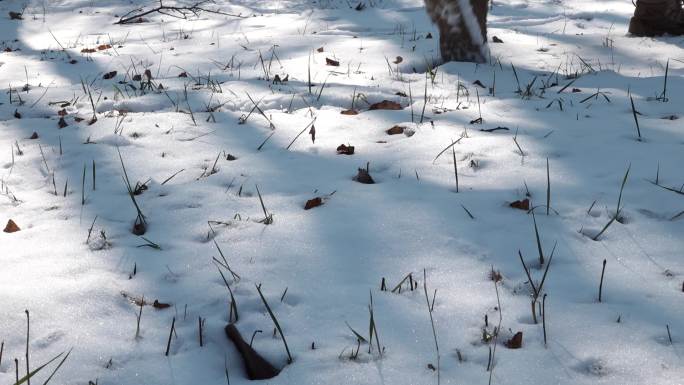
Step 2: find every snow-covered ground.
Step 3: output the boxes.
[0,0,682,384]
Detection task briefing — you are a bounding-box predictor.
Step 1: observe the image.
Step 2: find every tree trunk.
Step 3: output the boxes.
[425,0,489,63]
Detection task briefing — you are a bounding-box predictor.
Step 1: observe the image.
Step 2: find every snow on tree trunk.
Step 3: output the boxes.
[425,0,489,63]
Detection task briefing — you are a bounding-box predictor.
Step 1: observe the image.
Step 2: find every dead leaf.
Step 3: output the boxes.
[3,219,20,233]
[74,117,84,122]
[178,72,188,78]
[13,109,21,119]
[386,125,405,135]
[58,109,67,116]
[393,56,403,64]
[368,100,401,110]
[103,71,117,80]
[132,74,142,81]
[9,11,23,20]
[355,167,375,184]
[29,132,38,139]
[473,80,486,88]
[395,91,407,97]
[336,144,354,155]
[304,197,323,210]
[153,300,171,309]
[426,32,433,39]
[144,69,152,79]
[505,332,523,349]
[509,199,530,211]
[97,44,112,50]
[341,109,358,115]
[326,57,340,66]
[317,47,324,53]
[492,36,504,43]
[58,117,68,128]
[81,48,96,53]
[309,124,316,143]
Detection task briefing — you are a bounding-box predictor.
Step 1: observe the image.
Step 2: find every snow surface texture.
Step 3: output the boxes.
[0,0,683,384]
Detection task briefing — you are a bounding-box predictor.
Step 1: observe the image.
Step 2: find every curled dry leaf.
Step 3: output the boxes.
[80,48,97,53]
[4,219,20,233]
[103,71,117,80]
[368,100,401,110]
[97,44,112,50]
[336,144,354,155]
[509,199,530,211]
[393,56,403,64]
[492,36,504,43]
[14,109,21,119]
[386,125,405,135]
[355,168,375,184]
[317,47,324,52]
[58,117,68,128]
[505,332,523,349]
[473,80,486,88]
[178,72,188,78]
[29,132,38,139]
[153,300,171,309]
[325,57,340,66]
[304,197,323,210]
[9,11,23,20]
[132,74,142,81]
[341,109,358,115]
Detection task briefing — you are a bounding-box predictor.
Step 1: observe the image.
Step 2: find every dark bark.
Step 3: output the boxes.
[425,0,489,63]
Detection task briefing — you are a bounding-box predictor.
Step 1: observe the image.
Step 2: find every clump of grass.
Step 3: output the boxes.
[591,165,630,241]
[118,148,147,235]
[256,284,292,364]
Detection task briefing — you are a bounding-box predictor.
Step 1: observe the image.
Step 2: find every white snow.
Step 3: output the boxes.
[0,0,682,384]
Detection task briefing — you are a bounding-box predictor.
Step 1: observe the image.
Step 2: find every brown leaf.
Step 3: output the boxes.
[317,47,324,53]
[355,167,375,184]
[326,57,340,66]
[492,36,504,43]
[393,56,403,64]
[309,124,316,143]
[58,109,67,116]
[473,80,486,88]
[395,91,407,97]
[74,117,84,122]
[368,100,401,110]
[80,48,96,53]
[13,109,21,119]
[4,47,13,52]
[29,132,38,139]
[132,74,142,81]
[336,144,354,155]
[178,72,188,78]
[341,109,358,115]
[69,59,78,64]
[386,125,405,135]
[426,32,433,39]
[103,71,117,80]
[509,199,530,211]
[58,117,68,128]
[9,11,23,20]
[3,219,20,233]
[144,69,152,79]
[97,44,112,50]
[505,332,523,349]
[153,300,171,309]
[304,197,323,210]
